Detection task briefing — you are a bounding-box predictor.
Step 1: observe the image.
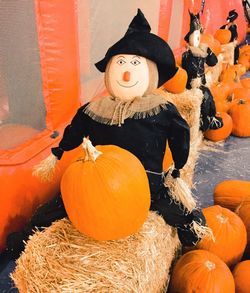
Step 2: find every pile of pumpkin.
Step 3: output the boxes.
[169,180,250,293]
[204,63,250,142]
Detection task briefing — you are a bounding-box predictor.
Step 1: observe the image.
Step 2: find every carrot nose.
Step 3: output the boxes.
[123,71,130,82]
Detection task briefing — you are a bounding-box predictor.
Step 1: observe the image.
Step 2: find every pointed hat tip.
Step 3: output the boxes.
[125,8,151,35]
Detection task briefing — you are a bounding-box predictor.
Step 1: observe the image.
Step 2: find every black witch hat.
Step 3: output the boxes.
[95,9,178,87]
[227,9,238,22]
[184,11,202,43]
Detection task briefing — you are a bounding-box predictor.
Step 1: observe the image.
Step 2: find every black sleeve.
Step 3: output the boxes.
[220,24,226,29]
[229,25,238,41]
[205,47,218,67]
[167,104,190,170]
[52,104,90,159]
[181,51,189,72]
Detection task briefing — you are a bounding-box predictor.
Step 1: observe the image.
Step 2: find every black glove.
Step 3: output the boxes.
[171,168,180,179]
[51,146,64,160]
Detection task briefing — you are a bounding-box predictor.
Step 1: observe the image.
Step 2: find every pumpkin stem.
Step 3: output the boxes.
[216,214,228,223]
[205,260,216,271]
[238,99,246,105]
[226,93,234,102]
[82,138,103,162]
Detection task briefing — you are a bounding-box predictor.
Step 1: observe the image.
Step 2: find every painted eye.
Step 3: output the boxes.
[117,59,126,65]
[130,59,141,66]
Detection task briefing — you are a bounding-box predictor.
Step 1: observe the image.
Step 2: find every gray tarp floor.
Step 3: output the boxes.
[1,135,249,292]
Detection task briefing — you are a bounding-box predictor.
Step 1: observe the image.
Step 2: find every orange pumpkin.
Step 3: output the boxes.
[232,64,247,77]
[241,78,250,89]
[214,29,231,44]
[233,260,250,293]
[162,142,173,171]
[163,66,187,94]
[210,39,222,56]
[200,33,214,46]
[228,100,250,137]
[239,44,250,55]
[220,67,237,83]
[61,139,150,240]
[196,205,247,267]
[238,53,250,70]
[210,82,230,101]
[169,250,235,293]
[214,180,250,211]
[236,196,250,253]
[232,87,250,101]
[204,112,232,142]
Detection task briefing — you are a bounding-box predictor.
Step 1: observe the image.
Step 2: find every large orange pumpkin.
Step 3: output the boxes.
[228,100,250,137]
[204,112,232,142]
[236,196,250,253]
[233,260,250,293]
[214,180,250,211]
[196,205,247,267]
[210,82,230,101]
[169,250,235,293]
[163,66,187,94]
[61,139,151,240]
[214,29,231,44]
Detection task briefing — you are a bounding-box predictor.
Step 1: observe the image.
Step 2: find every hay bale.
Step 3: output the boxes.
[12,212,180,293]
[221,42,235,66]
[205,54,224,87]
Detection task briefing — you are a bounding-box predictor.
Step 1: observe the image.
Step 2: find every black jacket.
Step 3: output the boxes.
[182,47,218,89]
[52,102,190,199]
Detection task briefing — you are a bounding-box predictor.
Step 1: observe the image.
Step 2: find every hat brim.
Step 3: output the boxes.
[95,32,178,87]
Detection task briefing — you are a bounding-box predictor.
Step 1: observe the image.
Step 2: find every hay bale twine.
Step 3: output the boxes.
[12,212,180,293]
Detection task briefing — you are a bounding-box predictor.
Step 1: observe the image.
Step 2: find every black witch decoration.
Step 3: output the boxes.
[220,9,239,64]
[182,11,223,131]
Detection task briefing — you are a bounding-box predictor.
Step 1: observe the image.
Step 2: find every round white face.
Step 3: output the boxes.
[189,30,201,47]
[106,54,150,100]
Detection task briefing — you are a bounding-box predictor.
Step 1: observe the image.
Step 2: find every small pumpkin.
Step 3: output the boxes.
[232,87,250,101]
[210,82,230,101]
[169,250,235,293]
[220,67,237,83]
[196,205,247,267]
[214,29,231,44]
[241,78,250,89]
[238,53,250,70]
[214,180,250,211]
[228,99,250,137]
[204,112,232,142]
[163,66,187,94]
[236,196,250,253]
[233,260,250,293]
[239,44,250,55]
[61,139,151,241]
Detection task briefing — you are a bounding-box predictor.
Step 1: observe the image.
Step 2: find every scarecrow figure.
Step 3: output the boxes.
[220,9,239,64]
[7,9,210,259]
[182,11,223,131]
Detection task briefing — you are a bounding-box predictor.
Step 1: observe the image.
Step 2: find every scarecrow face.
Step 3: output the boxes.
[106,54,150,100]
[189,30,201,47]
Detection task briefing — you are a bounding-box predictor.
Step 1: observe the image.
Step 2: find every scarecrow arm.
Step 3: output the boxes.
[167,104,190,173]
[52,104,90,159]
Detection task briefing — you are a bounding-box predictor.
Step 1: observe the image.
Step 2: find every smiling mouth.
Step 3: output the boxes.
[116,80,139,88]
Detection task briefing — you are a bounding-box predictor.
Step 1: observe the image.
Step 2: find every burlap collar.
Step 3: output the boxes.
[188,43,208,58]
[83,94,168,126]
